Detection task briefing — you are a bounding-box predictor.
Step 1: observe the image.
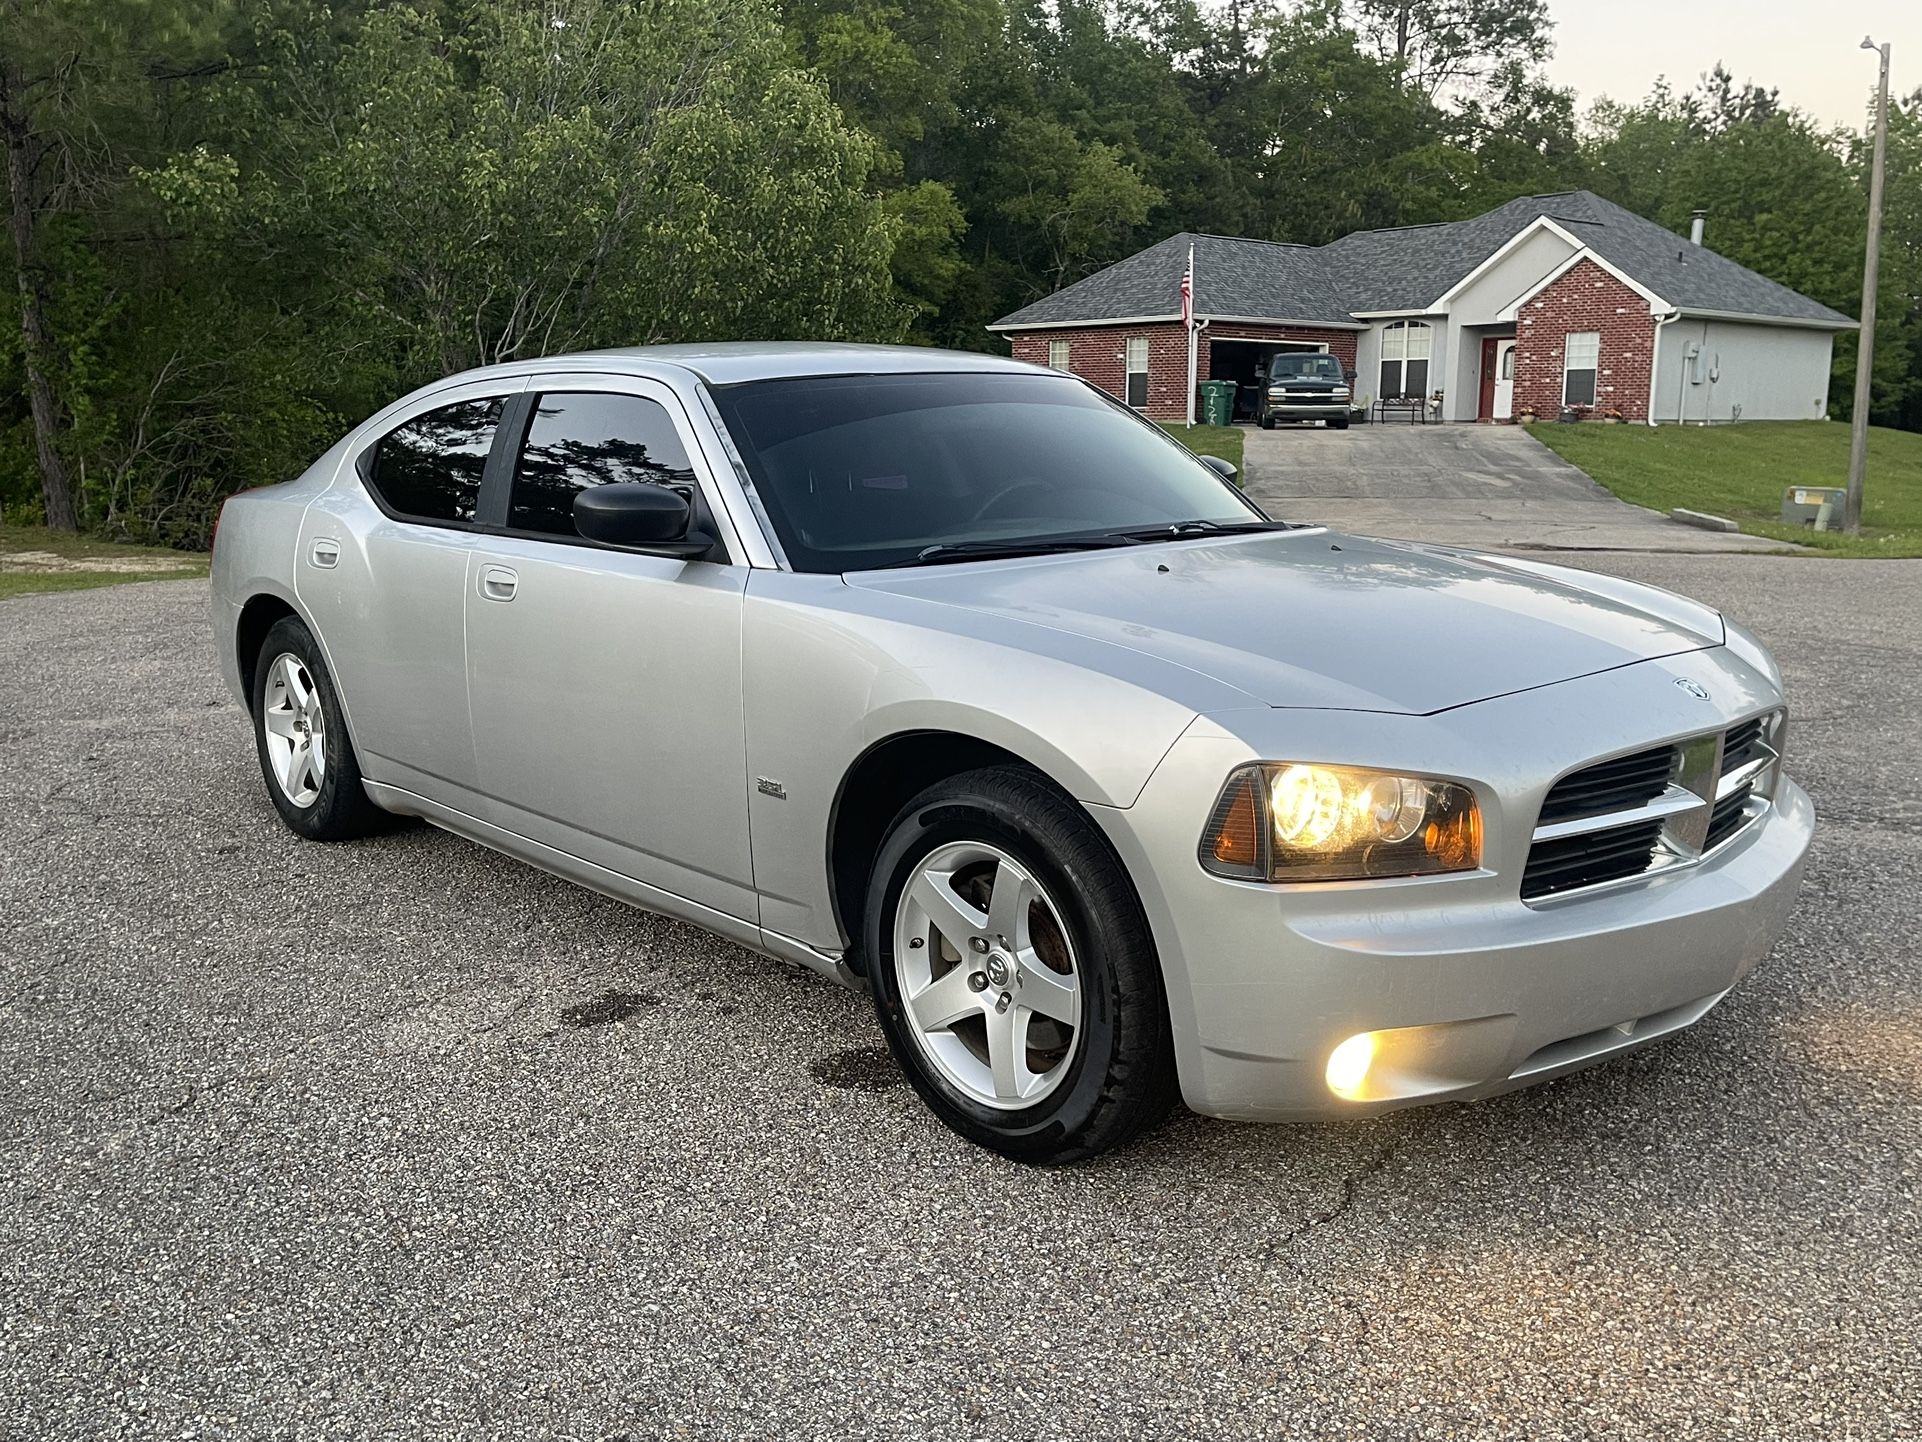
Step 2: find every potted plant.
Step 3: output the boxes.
[1516,405,1538,425]
[1351,394,1371,424]
[1429,389,1444,420]
[1558,402,1588,424]
[1602,407,1624,424]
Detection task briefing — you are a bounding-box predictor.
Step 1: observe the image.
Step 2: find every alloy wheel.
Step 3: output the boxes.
[892,840,1083,1110]
[260,651,327,809]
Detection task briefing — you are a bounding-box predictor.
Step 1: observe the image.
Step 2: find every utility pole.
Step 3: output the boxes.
[1845,37,1891,534]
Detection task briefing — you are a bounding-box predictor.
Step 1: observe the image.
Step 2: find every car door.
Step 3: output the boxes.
[461,375,756,924]
[298,379,525,809]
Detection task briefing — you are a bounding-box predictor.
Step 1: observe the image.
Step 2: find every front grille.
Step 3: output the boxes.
[1704,782,1754,851]
[1521,818,1665,901]
[1537,744,1676,825]
[1523,711,1781,903]
[1722,716,1768,771]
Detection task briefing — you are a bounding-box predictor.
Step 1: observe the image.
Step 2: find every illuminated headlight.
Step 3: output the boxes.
[1332,387,1351,399]
[1200,763,1482,882]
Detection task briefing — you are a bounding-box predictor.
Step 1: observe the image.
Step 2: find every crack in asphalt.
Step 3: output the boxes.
[1265,1139,1399,1259]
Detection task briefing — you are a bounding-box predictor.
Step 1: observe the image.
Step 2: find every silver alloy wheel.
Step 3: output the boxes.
[892,840,1083,1110]
[260,651,327,809]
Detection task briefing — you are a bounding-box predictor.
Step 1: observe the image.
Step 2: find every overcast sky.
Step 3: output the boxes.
[1541,0,1909,131]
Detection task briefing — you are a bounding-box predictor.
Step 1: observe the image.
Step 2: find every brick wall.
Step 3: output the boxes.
[1006,321,1359,420]
[1512,260,1657,421]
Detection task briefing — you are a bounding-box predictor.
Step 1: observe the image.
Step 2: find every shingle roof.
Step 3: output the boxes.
[988,232,1361,329]
[990,191,1853,330]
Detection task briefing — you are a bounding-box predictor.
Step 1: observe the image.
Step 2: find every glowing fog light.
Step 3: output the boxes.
[1326,1032,1377,1099]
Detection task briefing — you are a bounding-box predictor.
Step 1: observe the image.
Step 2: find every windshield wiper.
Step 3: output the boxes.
[1106,519,1297,543]
[876,536,1137,569]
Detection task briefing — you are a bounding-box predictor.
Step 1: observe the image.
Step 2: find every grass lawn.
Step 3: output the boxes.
[1531,421,1922,557]
[1159,423,1245,475]
[0,524,207,600]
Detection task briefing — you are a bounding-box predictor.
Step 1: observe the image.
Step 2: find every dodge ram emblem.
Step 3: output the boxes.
[1673,678,1711,700]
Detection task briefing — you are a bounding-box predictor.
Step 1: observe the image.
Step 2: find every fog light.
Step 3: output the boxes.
[1325,1032,1377,1100]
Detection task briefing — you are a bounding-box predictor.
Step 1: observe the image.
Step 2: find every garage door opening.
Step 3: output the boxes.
[1208,339,1330,421]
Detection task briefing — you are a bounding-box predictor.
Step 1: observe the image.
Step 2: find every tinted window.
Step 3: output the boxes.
[509,392,697,537]
[369,397,503,524]
[1270,354,1342,379]
[710,371,1262,573]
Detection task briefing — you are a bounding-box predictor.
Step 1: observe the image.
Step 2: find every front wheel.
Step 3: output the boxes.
[1331,416,1351,430]
[864,766,1178,1163]
[1259,414,1276,430]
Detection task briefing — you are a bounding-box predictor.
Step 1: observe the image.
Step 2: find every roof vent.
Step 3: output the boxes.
[1689,209,1707,245]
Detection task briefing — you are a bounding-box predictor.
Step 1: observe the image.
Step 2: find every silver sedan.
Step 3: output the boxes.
[210,344,1812,1162]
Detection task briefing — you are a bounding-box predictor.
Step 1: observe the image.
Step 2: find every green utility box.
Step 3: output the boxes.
[1781,485,1847,530]
[1198,379,1236,427]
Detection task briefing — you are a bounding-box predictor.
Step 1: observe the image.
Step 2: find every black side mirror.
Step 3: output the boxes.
[1199,454,1239,485]
[573,484,712,558]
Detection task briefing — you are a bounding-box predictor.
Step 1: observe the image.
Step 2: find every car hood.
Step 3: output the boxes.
[846,530,1724,714]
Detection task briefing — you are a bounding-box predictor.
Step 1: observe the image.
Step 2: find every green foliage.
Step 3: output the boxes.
[1158,423,1244,472]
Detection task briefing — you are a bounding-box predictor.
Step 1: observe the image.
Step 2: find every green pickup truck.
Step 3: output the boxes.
[1258,352,1353,429]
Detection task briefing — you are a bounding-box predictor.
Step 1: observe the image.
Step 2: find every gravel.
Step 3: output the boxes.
[2,560,1918,1440]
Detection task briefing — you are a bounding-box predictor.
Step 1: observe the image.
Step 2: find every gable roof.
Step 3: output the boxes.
[989,190,1854,331]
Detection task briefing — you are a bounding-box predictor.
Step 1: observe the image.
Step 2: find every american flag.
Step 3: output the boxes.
[1180,261,1193,326]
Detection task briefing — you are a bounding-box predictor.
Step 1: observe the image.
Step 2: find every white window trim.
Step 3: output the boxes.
[1047,338,1071,371]
[1562,331,1600,406]
[1378,319,1434,398]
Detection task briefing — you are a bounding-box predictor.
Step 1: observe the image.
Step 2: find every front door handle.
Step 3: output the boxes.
[310,537,340,569]
[479,565,518,602]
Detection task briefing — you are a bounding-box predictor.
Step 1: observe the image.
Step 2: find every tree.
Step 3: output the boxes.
[150,0,904,387]
[1348,0,1553,101]
[0,0,231,530]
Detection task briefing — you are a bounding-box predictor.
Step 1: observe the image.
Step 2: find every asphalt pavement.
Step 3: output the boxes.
[2,562,1918,1440]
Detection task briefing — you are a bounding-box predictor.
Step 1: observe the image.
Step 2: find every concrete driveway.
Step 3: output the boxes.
[5,570,1919,1439]
[1240,421,1784,553]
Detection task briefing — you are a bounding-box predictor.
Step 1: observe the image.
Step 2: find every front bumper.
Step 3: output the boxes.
[1263,399,1349,422]
[1091,650,1813,1122]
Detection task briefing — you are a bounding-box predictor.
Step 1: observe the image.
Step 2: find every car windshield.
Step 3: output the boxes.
[1269,353,1344,380]
[709,371,1266,572]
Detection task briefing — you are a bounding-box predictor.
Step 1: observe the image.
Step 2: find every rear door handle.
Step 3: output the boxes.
[479,565,518,602]
[310,537,340,568]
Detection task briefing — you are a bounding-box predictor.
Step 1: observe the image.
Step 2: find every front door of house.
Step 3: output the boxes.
[1479,338,1517,419]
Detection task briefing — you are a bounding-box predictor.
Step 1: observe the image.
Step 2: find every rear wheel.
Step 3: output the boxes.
[864,766,1177,1164]
[251,616,385,841]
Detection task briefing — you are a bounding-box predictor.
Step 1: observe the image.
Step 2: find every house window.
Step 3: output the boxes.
[1125,336,1149,407]
[1563,331,1600,406]
[1048,339,1071,371]
[1378,321,1432,399]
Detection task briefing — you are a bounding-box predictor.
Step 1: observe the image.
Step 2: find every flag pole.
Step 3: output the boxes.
[1184,242,1198,426]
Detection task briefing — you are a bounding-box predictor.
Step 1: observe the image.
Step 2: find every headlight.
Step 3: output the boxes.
[1332,387,1351,399]
[1266,386,1285,398]
[1200,763,1482,882]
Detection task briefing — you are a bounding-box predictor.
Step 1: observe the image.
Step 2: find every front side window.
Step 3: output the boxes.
[1563,331,1600,406]
[710,371,1264,573]
[1125,336,1150,407]
[1048,339,1071,371]
[1378,321,1433,399]
[367,396,505,524]
[508,392,697,537]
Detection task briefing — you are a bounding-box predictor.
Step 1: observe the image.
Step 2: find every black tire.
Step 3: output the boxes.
[864,766,1178,1164]
[1259,415,1276,430]
[1331,416,1350,430]
[250,615,387,841]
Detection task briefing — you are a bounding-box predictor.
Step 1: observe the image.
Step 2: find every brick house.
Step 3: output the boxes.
[989,191,1854,425]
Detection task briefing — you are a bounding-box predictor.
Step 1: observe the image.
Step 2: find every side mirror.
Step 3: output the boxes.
[573,484,711,558]
[1199,454,1239,485]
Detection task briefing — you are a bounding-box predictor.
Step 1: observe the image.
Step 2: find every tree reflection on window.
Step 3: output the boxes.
[371,398,503,523]
[510,393,697,537]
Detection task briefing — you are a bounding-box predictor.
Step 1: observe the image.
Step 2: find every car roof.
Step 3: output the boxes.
[464,342,1042,387]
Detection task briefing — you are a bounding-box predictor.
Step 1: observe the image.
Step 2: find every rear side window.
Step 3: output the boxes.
[508,392,697,537]
[367,396,504,524]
